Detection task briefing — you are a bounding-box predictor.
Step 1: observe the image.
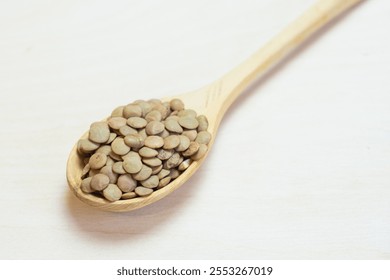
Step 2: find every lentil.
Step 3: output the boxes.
[144,136,164,149]
[127,117,147,129]
[113,161,126,174]
[124,134,144,149]
[89,122,110,143]
[139,147,158,158]
[196,115,209,131]
[108,117,127,130]
[100,165,118,184]
[195,131,212,145]
[140,175,159,188]
[132,164,152,181]
[111,137,130,155]
[163,135,180,149]
[81,177,93,193]
[103,184,122,202]
[89,153,107,169]
[121,192,137,199]
[165,119,183,133]
[182,130,197,141]
[135,186,153,196]
[117,174,136,192]
[123,157,143,174]
[145,121,165,135]
[178,116,199,129]
[176,135,190,152]
[123,104,142,118]
[90,174,109,191]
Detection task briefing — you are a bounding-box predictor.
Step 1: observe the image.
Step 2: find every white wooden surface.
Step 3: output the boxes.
[0,0,389,259]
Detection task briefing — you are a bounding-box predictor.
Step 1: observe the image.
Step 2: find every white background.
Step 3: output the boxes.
[0,0,389,259]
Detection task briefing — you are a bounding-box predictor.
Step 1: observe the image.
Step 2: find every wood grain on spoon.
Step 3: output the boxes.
[67,0,363,212]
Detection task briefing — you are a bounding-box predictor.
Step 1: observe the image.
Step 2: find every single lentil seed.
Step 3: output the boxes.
[142,157,162,167]
[158,176,171,188]
[90,174,110,191]
[140,175,159,188]
[89,122,110,143]
[81,177,93,193]
[133,165,152,181]
[178,109,197,118]
[124,134,144,149]
[158,129,170,138]
[96,145,112,155]
[77,139,100,154]
[148,98,161,105]
[195,131,212,145]
[82,163,90,178]
[121,192,137,199]
[119,125,137,136]
[112,161,126,174]
[106,157,115,166]
[165,115,179,121]
[138,129,147,141]
[181,130,197,141]
[103,184,122,202]
[135,186,153,196]
[163,101,171,116]
[176,135,190,151]
[109,151,122,161]
[123,157,143,174]
[144,136,164,149]
[151,164,163,175]
[165,119,183,133]
[138,147,158,158]
[178,116,199,129]
[145,121,165,135]
[117,174,137,192]
[177,156,184,166]
[157,149,174,160]
[145,110,162,122]
[163,135,180,149]
[111,137,130,155]
[178,159,191,171]
[170,169,180,179]
[122,151,141,161]
[164,153,181,169]
[105,133,117,144]
[108,117,127,130]
[89,153,107,169]
[127,117,147,129]
[169,98,185,111]
[111,106,124,117]
[196,115,209,131]
[182,141,200,157]
[191,143,208,160]
[157,169,170,179]
[123,104,142,118]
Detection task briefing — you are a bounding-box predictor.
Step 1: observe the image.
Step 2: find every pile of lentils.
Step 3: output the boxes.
[77,98,211,202]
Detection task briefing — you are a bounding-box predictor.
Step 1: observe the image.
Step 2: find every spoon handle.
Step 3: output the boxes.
[210,0,363,119]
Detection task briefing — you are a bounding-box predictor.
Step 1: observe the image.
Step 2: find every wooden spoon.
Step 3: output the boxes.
[67,0,363,212]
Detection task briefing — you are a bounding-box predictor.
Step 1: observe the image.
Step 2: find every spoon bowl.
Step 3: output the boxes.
[67,0,363,211]
[67,88,218,212]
